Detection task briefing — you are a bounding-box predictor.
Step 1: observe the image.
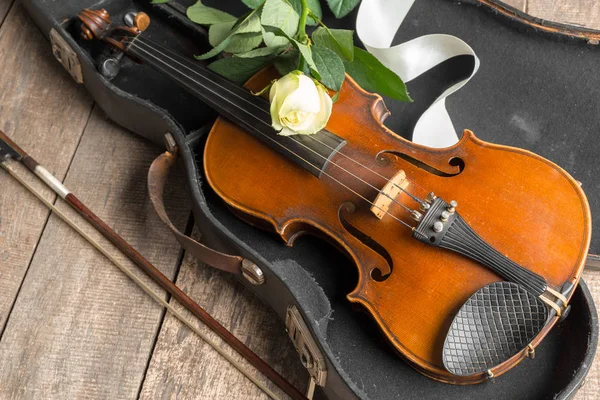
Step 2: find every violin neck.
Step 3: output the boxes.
[124,36,345,177]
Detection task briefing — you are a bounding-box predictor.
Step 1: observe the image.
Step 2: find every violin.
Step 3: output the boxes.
[77,9,591,384]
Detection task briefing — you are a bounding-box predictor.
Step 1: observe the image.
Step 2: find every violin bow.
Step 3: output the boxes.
[0,129,308,400]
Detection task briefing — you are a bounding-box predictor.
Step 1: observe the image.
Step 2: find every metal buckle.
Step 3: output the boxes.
[241,259,265,286]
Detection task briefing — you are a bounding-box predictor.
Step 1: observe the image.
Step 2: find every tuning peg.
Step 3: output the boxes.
[124,11,150,32]
[98,53,124,80]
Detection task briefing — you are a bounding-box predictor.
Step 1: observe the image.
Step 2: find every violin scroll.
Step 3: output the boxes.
[78,9,111,41]
[77,9,150,51]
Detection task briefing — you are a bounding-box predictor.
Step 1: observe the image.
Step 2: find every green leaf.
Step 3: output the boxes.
[261,0,299,47]
[312,27,354,62]
[325,0,361,18]
[274,50,300,76]
[209,21,236,47]
[289,0,322,25]
[187,1,237,25]
[224,32,263,54]
[223,13,263,53]
[262,27,286,48]
[311,44,345,91]
[235,45,286,58]
[264,26,320,79]
[208,55,274,84]
[199,9,263,59]
[151,0,169,3]
[195,36,233,60]
[262,0,299,34]
[235,12,262,33]
[344,47,412,102]
[242,0,265,8]
[295,42,320,80]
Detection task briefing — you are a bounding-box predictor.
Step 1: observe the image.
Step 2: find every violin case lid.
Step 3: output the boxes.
[23,0,598,399]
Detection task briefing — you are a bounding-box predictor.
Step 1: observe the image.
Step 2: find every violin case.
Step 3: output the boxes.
[23,0,599,399]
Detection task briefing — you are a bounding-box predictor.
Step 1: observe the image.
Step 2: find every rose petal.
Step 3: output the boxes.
[277,127,298,136]
[268,71,333,136]
[270,74,300,131]
[310,84,333,133]
[278,75,321,118]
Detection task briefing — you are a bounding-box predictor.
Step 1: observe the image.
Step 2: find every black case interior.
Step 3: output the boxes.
[22,1,598,399]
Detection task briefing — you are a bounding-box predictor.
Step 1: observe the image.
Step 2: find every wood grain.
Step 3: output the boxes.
[0,108,191,399]
[139,229,308,400]
[528,0,600,29]
[0,1,93,334]
[0,0,597,399]
[503,0,600,29]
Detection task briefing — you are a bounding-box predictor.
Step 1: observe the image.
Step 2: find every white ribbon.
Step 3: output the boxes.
[356,0,480,148]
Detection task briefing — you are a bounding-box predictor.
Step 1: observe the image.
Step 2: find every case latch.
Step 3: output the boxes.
[50,28,83,84]
[286,305,327,390]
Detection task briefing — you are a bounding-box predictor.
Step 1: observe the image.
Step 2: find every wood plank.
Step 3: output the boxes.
[139,229,308,400]
[0,107,191,399]
[527,0,600,29]
[505,0,600,29]
[504,0,527,11]
[0,1,93,334]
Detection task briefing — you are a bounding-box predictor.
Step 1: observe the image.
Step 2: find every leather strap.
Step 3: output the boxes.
[148,150,244,275]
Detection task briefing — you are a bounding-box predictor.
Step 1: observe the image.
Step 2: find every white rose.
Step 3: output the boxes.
[269,71,333,136]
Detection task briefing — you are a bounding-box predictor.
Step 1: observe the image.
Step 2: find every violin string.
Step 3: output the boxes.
[308,135,427,206]
[125,35,428,206]
[124,37,416,225]
[131,36,434,212]
[123,36,415,228]
[122,37,414,216]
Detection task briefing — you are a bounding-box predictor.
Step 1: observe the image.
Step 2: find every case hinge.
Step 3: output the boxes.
[50,29,83,84]
[285,305,327,387]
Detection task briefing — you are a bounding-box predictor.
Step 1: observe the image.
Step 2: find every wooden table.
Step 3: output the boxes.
[0,0,597,399]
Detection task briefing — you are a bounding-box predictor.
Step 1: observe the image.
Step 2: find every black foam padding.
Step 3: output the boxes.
[443,281,548,376]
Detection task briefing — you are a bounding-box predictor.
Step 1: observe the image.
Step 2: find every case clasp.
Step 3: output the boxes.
[286,305,327,388]
[50,29,83,84]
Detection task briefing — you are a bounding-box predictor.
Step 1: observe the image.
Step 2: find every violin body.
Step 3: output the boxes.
[205,68,591,383]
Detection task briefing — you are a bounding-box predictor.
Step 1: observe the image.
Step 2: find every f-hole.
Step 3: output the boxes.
[380,150,465,177]
[338,203,393,282]
[449,156,465,171]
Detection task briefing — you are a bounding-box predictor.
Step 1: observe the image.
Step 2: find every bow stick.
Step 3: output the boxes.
[0,129,308,400]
